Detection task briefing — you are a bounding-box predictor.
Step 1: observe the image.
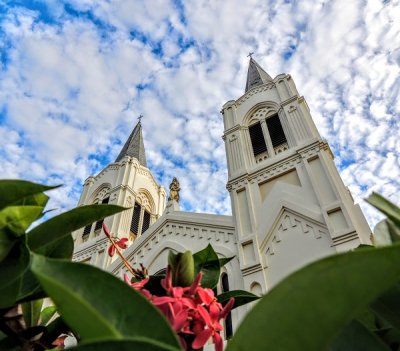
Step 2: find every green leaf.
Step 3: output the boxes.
[0,231,15,262]
[0,180,58,210]
[0,240,30,308]
[193,244,220,288]
[40,305,57,326]
[330,320,391,351]
[219,256,234,267]
[366,193,400,228]
[22,299,43,327]
[27,204,126,258]
[226,244,400,351]
[371,283,400,330]
[31,255,180,348]
[217,290,260,309]
[70,338,180,351]
[0,206,45,236]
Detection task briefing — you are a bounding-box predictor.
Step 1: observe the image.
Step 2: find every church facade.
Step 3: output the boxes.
[72,58,372,334]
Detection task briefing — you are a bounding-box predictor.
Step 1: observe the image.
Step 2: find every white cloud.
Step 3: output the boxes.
[0,0,399,230]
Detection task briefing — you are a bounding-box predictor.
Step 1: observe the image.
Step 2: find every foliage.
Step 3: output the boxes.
[1,181,400,351]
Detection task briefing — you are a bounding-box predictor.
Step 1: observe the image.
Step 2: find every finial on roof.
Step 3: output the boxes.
[115,118,147,166]
[245,57,273,92]
[247,52,254,58]
[138,114,143,123]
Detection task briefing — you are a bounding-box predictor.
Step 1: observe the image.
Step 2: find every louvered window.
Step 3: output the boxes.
[249,122,267,156]
[266,114,287,147]
[94,197,109,231]
[130,203,141,235]
[142,210,151,234]
[82,224,92,236]
[82,223,92,241]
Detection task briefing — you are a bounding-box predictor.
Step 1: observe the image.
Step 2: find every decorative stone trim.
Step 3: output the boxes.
[235,83,276,107]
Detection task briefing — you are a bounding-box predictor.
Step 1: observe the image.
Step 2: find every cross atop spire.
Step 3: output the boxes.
[247,52,254,58]
[245,57,273,92]
[138,114,143,123]
[115,120,147,166]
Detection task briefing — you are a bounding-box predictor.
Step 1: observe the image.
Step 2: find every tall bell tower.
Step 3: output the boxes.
[221,58,371,292]
[72,121,167,269]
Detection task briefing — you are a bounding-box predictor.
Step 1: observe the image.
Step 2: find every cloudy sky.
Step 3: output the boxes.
[0,0,399,228]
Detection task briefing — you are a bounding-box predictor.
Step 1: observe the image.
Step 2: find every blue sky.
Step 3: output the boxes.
[0,0,399,227]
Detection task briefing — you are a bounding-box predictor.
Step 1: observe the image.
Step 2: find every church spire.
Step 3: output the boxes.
[245,57,273,92]
[115,120,147,167]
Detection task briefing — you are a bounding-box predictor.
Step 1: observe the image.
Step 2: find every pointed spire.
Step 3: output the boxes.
[115,120,147,167]
[245,57,273,92]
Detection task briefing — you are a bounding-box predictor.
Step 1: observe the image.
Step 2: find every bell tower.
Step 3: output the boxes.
[221,58,371,292]
[72,120,167,269]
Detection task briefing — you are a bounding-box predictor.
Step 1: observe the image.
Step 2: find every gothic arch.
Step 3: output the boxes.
[88,183,111,204]
[243,101,281,126]
[136,188,156,213]
[144,241,187,273]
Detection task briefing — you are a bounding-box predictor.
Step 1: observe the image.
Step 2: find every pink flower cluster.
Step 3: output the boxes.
[124,270,234,351]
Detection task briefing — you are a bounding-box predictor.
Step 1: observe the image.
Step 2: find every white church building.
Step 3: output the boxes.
[72,58,372,335]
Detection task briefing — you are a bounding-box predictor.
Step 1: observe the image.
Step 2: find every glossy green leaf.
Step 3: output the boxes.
[31,255,180,348]
[0,180,58,210]
[22,299,43,327]
[217,290,260,309]
[330,320,391,351]
[226,244,400,351]
[0,206,44,236]
[371,283,400,330]
[193,244,220,288]
[0,240,30,308]
[367,193,400,228]
[40,305,57,326]
[70,338,180,351]
[27,204,126,258]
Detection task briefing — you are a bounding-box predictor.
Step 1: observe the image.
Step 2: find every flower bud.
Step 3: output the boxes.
[168,250,195,287]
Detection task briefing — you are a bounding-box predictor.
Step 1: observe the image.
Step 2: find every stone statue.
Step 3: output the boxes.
[168,177,180,202]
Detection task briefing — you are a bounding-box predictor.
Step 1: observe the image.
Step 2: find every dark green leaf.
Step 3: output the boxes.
[0,206,45,236]
[330,320,391,351]
[0,240,30,308]
[217,290,260,309]
[31,255,180,348]
[17,267,47,303]
[40,305,57,326]
[0,180,58,210]
[226,244,400,351]
[27,204,126,258]
[0,232,15,262]
[193,244,220,288]
[371,283,400,330]
[366,193,400,228]
[70,338,180,351]
[219,256,234,267]
[22,299,43,327]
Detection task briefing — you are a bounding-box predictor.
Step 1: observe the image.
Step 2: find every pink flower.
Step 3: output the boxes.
[108,237,128,257]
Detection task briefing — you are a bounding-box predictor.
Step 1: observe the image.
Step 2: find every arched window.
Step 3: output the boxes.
[129,194,153,239]
[221,273,233,338]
